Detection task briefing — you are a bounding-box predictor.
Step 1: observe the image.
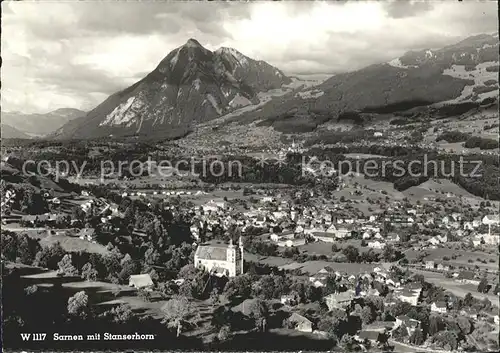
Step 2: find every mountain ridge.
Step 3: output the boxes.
[1,124,31,139]
[2,108,86,136]
[53,33,498,140]
[53,39,291,139]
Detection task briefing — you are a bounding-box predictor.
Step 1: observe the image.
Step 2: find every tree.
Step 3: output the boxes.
[457,316,472,335]
[317,308,348,339]
[118,258,140,284]
[324,275,338,295]
[365,296,384,312]
[67,291,89,319]
[432,331,458,351]
[138,289,152,302]
[57,254,78,277]
[360,305,373,325]
[24,284,39,296]
[392,325,409,341]
[409,328,424,346]
[224,274,252,301]
[81,262,98,281]
[477,277,488,293]
[212,305,233,330]
[389,300,413,318]
[342,245,359,263]
[248,299,269,332]
[161,296,197,337]
[339,334,357,351]
[413,274,425,285]
[104,304,135,324]
[34,242,65,269]
[217,325,232,342]
[464,292,474,307]
[210,288,220,306]
[428,315,442,336]
[383,244,396,262]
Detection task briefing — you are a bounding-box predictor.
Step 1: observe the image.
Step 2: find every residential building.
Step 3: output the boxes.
[425,261,435,269]
[79,227,96,241]
[394,315,421,335]
[482,215,500,225]
[324,291,354,311]
[129,274,154,290]
[356,330,383,344]
[456,270,480,286]
[430,301,447,313]
[368,241,386,249]
[286,313,313,333]
[395,287,421,306]
[284,238,307,247]
[280,295,297,306]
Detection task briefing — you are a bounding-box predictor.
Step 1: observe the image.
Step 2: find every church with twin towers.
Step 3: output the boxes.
[194,237,244,277]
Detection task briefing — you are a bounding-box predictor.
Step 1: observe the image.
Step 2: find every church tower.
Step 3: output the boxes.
[226,238,237,276]
[238,236,244,275]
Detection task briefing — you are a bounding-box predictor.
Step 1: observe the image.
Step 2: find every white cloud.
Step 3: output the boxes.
[1,0,497,113]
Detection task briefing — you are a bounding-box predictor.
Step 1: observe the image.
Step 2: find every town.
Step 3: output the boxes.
[1,139,499,351]
[1,1,499,352]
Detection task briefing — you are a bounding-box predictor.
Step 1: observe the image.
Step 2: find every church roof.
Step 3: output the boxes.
[196,243,229,261]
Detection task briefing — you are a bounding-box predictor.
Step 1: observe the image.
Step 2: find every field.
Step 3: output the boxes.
[245,252,380,274]
[298,239,383,256]
[410,269,499,307]
[405,246,498,271]
[344,153,387,159]
[403,178,499,209]
[423,109,499,153]
[39,234,110,255]
[335,175,409,216]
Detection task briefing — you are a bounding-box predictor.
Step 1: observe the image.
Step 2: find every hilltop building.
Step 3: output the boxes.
[194,237,244,277]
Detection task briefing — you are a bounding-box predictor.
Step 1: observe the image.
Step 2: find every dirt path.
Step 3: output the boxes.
[390,339,452,353]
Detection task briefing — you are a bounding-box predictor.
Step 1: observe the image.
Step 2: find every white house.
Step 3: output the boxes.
[286,313,313,333]
[368,241,386,249]
[129,274,154,291]
[482,215,500,225]
[280,295,297,306]
[395,287,421,306]
[430,301,447,313]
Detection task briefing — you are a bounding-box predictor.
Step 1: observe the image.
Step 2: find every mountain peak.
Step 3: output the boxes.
[185,38,203,48]
[215,46,250,66]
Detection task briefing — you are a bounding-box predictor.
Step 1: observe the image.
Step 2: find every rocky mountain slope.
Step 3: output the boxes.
[54,39,291,139]
[1,124,31,139]
[241,33,499,132]
[2,108,86,136]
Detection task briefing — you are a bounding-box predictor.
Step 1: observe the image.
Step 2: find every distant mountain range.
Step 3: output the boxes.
[2,108,86,137]
[249,33,499,132]
[44,33,500,139]
[1,124,31,139]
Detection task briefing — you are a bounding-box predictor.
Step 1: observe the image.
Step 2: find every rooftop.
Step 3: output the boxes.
[129,274,154,288]
[358,330,381,341]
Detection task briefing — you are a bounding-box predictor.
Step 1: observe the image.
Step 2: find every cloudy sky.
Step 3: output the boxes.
[2,0,498,114]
